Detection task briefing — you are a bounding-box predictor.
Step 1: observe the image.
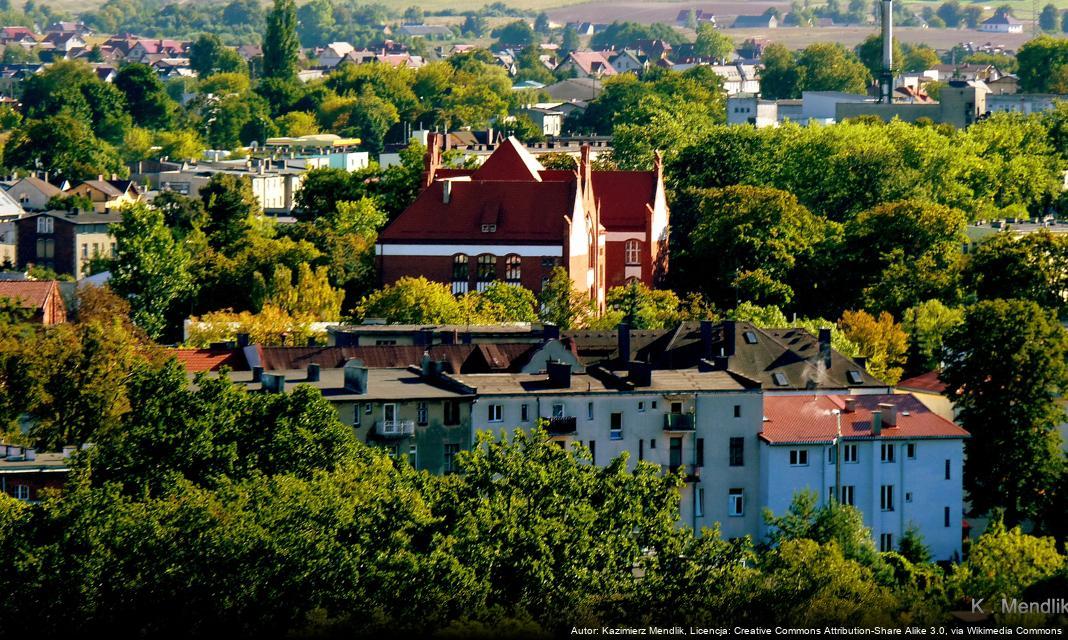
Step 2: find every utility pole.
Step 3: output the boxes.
[880,0,894,103]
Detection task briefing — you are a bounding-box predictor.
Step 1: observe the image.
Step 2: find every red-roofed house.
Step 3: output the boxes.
[758,393,967,560]
[376,134,669,311]
[555,51,617,78]
[0,280,67,325]
[895,370,954,422]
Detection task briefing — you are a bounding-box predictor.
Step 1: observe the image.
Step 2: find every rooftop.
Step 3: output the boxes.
[197,366,472,402]
[759,394,969,444]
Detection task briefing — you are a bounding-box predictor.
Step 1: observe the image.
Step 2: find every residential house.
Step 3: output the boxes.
[0,443,73,502]
[543,77,602,102]
[979,12,1024,33]
[45,21,91,35]
[65,178,142,213]
[16,210,121,278]
[675,9,716,25]
[0,188,24,266]
[727,94,779,127]
[155,160,303,213]
[376,135,670,309]
[564,22,603,36]
[895,370,954,422]
[986,74,1019,95]
[317,42,355,68]
[609,49,646,74]
[710,64,760,94]
[0,26,36,43]
[516,104,564,137]
[732,14,778,28]
[0,279,67,324]
[759,394,968,561]
[41,31,85,53]
[329,323,551,347]
[555,51,617,78]
[5,176,63,211]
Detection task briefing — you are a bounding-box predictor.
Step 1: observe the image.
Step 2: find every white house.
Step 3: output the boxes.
[758,394,968,561]
[979,12,1024,33]
[727,95,779,127]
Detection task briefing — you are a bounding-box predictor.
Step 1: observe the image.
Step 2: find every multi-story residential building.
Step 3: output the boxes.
[16,210,120,278]
[65,178,142,213]
[449,361,765,539]
[759,393,968,561]
[376,135,670,310]
[0,443,73,502]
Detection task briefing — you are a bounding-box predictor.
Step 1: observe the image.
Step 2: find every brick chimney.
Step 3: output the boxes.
[423,132,443,188]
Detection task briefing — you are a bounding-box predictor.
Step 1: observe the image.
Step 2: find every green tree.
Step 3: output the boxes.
[838,309,908,384]
[758,42,799,99]
[855,34,903,77]
[491,20,536,49]
[604,281,682,329]
[1041,3,1059,31]
[474,281,539,322]
[762,490,880,566]
[538,266,594,329]
[199,173,259,251]
[1017,36,1068,93]
[693,23,734,62]
[297,0,335,46]
[901,299,963,374]
[114,62,175,129]
[4,114,125,183]
[263,0,299,81]
[109,203,196,340]
[901,43,940,72]
[936,0,962,27]
[942,300,1068,528]
[256,263,343,320]
[356,276,464,324]
[796,42,871,94]
[19,59,130,143]
[560,25,580,56]
[954,515,1065,601]
[189,33,247,78]
[962,230,1068,318]
[897,524,932,565]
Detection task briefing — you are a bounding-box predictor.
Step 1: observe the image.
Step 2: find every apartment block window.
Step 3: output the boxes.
[670,401,682,414]
[443,400,460,426]
[879,533,893,552]
[789,449,809,466]
[36,216,53,234]
[505,254,521,283]
[624,239,641,265]
[81,243,88,259]
[729,437,744,467]
[451,254,469,295]
[552,403,565,418]
[487,403,502,422]
[945,506,951,528]
[844,443,858,463]
[906,443,916,459]
[354,403,361,426]
[880,485,895,512]
[945,459,951,480]
[696,487,705,518]
[476,254,496,292]
[638,400,646,412]
[589,440,596,465]
[416,402,428,426]
[408,444,418,467]
[14,485,29,501]
[443,443,460,474]
[610,412,623,439]
[669,437,683,468]
[696,438,705,467]
[649,438,656,449]
[828,446,836,464]
[841,485,855,506]
[521,404,529,422]
[881,443,895,463]
[651,400,657,409]
[728,489,744,517]
[638,439,644,461]
[734,404,741,418]
[906,492,913,503]
[587,402,594,420]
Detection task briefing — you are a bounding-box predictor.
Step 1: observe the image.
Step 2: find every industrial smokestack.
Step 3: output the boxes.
[880,0,894,103]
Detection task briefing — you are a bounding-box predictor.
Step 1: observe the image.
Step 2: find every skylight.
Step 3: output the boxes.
[743,331,758,344]
[772,372,789,386]
[847,371,863,384]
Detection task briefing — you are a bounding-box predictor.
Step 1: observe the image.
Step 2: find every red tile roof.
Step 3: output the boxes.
[170,348,247,372]
[0,280,58,310]
[897,370,946,394]
[471,137,544,181]
[759,394,968,444]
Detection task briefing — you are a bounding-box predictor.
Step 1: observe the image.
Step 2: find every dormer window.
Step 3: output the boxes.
[847,370,863,384]
[772,372,789,386]
[743,330,758,344]
[36,216,53,234]
[481,224,496,233]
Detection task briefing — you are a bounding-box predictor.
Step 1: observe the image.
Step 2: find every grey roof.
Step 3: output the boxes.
[0,452,70,472]
[198,366,473,402]
[25,210,124,224]
[449,368,754,396]
[543,77,602,102]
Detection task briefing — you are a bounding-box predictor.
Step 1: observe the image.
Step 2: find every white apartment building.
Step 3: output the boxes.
[759,394,968,561]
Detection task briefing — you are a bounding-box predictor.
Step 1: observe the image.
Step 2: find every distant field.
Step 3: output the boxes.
[726,25,1034,50]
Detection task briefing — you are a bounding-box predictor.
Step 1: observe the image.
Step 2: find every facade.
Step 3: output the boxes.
[759,394,968,561]
[732,15,777,28]
[0,280,67,324]
[156,163,304,214]
[376,135,670,310]
[0,443,72,502]
[979,13,1024,33]
[65,179,142,213]
[726,95,778,127]
[16,210,120,278]
[5,176,63,211]
[516,105,564,137]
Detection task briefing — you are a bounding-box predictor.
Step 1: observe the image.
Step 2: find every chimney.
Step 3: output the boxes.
[700,319,714,359]
[421,351,432,376]
[307,363,320,382]
[547,359,572,388]
[236,333,250,348]
[261,373,285,393]
[251,366,263,383]
[878,402,897,427]
[24,447,35,461]
[97,174,103,181]
[723,320,737,357]
[617,322,630,362]
[818,328,832,370]
[627,360,652,387]
[871,409,883,436]
[844,398,857,413]
[343,359,368,394]
[543,323,559,340]
[424,132,443,188]
[579,144,592,193]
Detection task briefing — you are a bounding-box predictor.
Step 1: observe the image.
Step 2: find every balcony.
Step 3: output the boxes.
[376,419,416,438]
[545,416,577,435]
[665,464,702,483]
[663,413,694,431]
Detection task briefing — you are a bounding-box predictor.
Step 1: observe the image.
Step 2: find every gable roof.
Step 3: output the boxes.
[11,176,61,198]
[760,393,969,444]
[563,51,616,76]
[897,370,946,394]
[0,280,59,311]
[471,137,545,181]
[73,180,124,197]
[170,348,248,372]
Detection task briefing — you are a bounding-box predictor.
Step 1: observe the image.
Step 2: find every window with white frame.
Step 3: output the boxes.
[552,403,565,418]
[880,443,895,463]
[451,253,469,294]
[880,485,895,511]
[695,487,705,518]
[488,403,502,422]
[843,443,858,463]
[586,402,594,420]
[789,449,809,466]
[505,254,521,283]
[36,216,53,234]
[624,239,641,265]
[476,254,496,292]
[610,412,623,439]
[14,485,29,501]
[728,489,744,516]
[417,401,428,426]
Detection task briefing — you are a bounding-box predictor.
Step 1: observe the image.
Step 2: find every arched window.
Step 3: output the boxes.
[451,253,469,294]
[476,254,496,292]
[505,254,521,283]
[624,239,641,265]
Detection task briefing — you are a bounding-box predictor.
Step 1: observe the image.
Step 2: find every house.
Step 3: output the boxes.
[759,394,968,560]
[5,176,63,211]
[0,26,35,43]
[376,135,670,310]
[329,323,551,347]
[676,9,716,25]
[41,31,84,53]
[317,42,355,68]
[727,94,779,127]
[555,51,617,78]
[65,178,142,213]
[979,12,1024,33]
[732,14,778,29]
[986,74,1018,95]
[45,21,91,35]
[0,279,67,324]
[543,77,602,102]
[516,104,565,137]
[0,188,24,266]
[154,159,304,213]
[565,22,602,36]
[609,49,646,74]
[0,443,73,502]
[16,210,121,278]
[895,370,954,422]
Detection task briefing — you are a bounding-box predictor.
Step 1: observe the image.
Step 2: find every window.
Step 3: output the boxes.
[589,440,596,464]
[586,221,595,269]
[728,489,744,516]
[610,412,623,439]
[847,370,863,384]
[587,401,594,420]
[417,401,428,426]
[35,238,54,259]
[354,403,361,426]
[638,439,644,461]
[624,239,641,265]
[906,492,913,503]
[841,485,855,505]
[772,372,789,386]
[505,254,521,283]
[906,443,916,459]
[669,437,682,468]
[696,487,705,518]
[670,401,682,414]
[374,340,397,346]
[828,446,836,464]
[844,443,858,463]
[649,438,656,449]
[365,404,373,415]
[789,449,809,466]
[480,223,496,233]
[638,400,646,412]
[14,485,29,501]
[476,254,496,292]
[879,533,893,553]
[444,443,460,474]
[945,459,951,480]
[36,216,53,234]
[521,404,529,422]
[734,404,741,418]
[729,437,744,466]
[81,243,88,259]
[880,443,895,463]
[552,403,565,418]
[488,404,502,422]
[945,506,951,528]
[651,400,657,409]
[408,444,418,467]
[880,485,895,511]
[451,254,469,294]
[443,400,460,426]
[696,438,705,467]
[743,330,758,344]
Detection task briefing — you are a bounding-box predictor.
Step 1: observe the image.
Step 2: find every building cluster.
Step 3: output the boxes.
[150,319,969,561]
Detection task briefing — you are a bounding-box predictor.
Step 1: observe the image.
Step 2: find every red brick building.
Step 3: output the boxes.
[0,444,71,502]
[376,135,669,311]
[0,280,67,325]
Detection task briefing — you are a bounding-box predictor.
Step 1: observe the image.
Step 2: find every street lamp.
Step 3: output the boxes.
[831,409,842,505]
